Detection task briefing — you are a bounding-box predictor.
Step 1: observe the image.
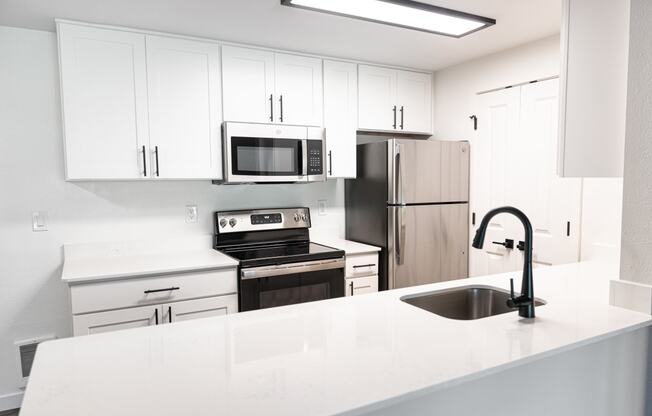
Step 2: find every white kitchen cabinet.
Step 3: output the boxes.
[58,23,150,180]
[162,295,238,323]
[358,64,432,135]
[222,45,322,126]
[72,304,159,336]
[345,275,378,297]
[221,46,275,123]
[145,36,222,179]
[557,0,629,177]
[396,70,433,134]
[323,60,357,178]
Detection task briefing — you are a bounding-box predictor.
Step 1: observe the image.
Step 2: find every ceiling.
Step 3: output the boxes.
[0,0,561,71]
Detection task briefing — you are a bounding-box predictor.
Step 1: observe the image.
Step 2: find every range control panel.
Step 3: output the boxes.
[215,208,311,234]
[307,140,323,175]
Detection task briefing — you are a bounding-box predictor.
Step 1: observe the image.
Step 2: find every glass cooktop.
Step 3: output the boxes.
[220,241,344,268]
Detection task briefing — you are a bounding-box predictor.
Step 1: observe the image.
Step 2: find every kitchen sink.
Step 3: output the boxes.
[400,286,546,320]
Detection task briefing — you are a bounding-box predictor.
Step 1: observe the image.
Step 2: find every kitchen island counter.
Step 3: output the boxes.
[22,262,652,415]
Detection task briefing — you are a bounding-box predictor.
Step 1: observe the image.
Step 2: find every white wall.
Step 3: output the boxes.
[0,25,344,405]
[432,35,623,264]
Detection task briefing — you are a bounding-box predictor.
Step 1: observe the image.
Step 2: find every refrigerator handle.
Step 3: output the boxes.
[395,143,404,205]
[395,207,406,265]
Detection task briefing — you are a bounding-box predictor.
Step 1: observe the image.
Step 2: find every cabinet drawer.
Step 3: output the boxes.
[345,275,378,296]
[345,253,378,277]
[71,268,237,314]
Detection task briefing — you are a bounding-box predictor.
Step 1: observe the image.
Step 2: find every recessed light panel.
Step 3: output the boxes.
[281,0,496,38]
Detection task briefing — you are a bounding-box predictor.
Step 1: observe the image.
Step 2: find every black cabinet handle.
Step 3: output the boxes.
[399,106,404,130]
[141,145,147,176]
[353,264,376,268]
[154,146,160,177]
[392,105,397,129]
[279,95,284,122]
[492,239,514,249]
[154,308,159,325]
[168,306,172,323]
[328,151,332,176]
[269,94,274,122]
[349,281,354,296]
[144,286,180,294]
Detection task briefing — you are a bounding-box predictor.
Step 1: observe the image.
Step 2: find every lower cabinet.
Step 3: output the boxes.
[344,252,379,297]
[162,295,238,324]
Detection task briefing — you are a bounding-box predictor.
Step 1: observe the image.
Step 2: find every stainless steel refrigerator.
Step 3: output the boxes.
[345,138,470,291]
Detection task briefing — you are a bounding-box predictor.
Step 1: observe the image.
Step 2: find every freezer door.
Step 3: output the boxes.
[388,205,442,289]
[388,139,442,205]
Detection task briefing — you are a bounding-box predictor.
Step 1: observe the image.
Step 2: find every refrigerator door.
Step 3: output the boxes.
[388,139,469,205]
[440,203,469,281]
[388,205,443,289]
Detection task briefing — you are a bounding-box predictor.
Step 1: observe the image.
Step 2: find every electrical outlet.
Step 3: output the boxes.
[32,211,48,232]
[185,205,198,223]
[318,200,327,216]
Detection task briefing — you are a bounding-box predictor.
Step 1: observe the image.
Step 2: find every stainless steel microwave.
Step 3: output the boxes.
[219,122,326,184]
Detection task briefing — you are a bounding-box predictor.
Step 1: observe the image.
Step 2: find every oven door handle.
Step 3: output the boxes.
[241,258,345,280]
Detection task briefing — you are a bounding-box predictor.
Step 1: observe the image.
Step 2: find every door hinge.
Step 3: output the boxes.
[472,212,476,226]
[566,221,570,237]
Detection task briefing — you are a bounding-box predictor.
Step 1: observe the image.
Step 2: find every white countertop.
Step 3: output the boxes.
[61,238,238,283]
[25,262,652,416]
[313,238,381,255]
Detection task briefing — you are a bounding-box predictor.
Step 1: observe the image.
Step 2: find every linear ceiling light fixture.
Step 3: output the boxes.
[280,0,496,38]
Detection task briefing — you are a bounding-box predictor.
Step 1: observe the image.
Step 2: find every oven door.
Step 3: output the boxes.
[223,122,308,183]
[239,258,345,311]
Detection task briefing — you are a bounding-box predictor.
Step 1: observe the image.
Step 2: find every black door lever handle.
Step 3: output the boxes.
[492,239,514,249]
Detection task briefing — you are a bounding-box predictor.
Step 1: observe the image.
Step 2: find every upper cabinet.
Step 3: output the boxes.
[358,64,432,135]
[58,22,223,180]
[222,46,323,126]
[557,0,629,177]
[58,24,150,179]
[145,35,222,179]
[323,60,358,178]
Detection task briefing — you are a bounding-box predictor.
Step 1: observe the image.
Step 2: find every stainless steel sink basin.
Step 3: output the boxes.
[400,286,546,320]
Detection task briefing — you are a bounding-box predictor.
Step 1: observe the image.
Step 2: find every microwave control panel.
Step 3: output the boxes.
[306,140,323,175]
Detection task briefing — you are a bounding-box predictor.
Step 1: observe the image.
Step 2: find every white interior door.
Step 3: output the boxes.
[470,79,582,276]
[470,87,522,276]
[146,36,222,179]
[358,65,397,131]
[221,46,275,123]
[58,23,149,179]
[515,79,582,267]
[274,53,323,126]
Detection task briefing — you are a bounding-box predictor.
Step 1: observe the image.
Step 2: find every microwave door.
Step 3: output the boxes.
[225,135,305,183]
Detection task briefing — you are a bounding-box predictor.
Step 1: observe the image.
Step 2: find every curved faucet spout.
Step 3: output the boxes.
[472,206,535,318]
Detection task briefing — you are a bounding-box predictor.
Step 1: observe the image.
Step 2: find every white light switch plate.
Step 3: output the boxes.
[185,205,198,223]
[318,200,327,216]
[32,211,48,232]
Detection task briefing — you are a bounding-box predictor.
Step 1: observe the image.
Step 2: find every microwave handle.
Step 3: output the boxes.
[301,139,308,176]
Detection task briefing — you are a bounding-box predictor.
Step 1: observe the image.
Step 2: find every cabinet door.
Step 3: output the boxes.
[146,36,222,179]
[358,65,397,131]
[396,70,432,134]
[58,23,149,179]
[345,276,378,296]
[323,60,357,178]
[162,295,238,323]
[274,53,323,126]
[73,305,159,336]
[221,46,275,123]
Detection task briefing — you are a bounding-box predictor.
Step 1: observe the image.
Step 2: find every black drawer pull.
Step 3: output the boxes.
[353,264,376,269]
[144,287,180,294]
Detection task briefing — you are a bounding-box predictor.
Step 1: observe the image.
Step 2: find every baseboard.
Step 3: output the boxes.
[0,391,23,412]
[610,279,652,314]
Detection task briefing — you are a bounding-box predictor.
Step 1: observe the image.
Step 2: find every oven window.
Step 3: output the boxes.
[231,137,301,176]
[259,282,329,309]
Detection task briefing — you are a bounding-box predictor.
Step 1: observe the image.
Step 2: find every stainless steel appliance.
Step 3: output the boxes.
[345,139,470,291]
[218,122,326,184]
[214,207,345,311]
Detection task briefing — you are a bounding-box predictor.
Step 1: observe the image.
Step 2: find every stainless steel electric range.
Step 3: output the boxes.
[214,207,345,312]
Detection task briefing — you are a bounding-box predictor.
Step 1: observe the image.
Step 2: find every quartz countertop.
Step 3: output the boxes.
[25,262,652,416]
[312,237,381,255]
[61,238,239,284]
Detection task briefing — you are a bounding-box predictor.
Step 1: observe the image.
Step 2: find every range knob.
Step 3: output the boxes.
[301,214,307,222]
[219,218,227,228]
[293,213,300,222]
[229,218,237,227]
